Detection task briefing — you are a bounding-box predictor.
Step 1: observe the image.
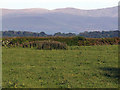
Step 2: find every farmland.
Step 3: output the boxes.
[2,45,118,88]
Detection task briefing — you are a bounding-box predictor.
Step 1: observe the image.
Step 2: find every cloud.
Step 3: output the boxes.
[0,0,119,9]
[0,0,119,3]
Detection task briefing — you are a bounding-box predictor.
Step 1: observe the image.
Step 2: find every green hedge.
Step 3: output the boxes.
[2,36,85,46]
[2,37,120,47]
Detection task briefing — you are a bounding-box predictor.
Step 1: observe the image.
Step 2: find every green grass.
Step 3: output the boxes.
[2,45,118,88]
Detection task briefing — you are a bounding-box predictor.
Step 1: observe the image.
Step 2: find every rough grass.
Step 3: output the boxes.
[22,40,67,50]
[2,45,118,88]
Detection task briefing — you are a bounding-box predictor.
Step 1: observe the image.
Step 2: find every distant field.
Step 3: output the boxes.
[2,45,118,88]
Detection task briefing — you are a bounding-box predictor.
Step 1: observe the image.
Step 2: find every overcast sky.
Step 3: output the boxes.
[0,0,119,9]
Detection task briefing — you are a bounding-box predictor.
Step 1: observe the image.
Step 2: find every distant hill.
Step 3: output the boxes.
[2,6,118,34]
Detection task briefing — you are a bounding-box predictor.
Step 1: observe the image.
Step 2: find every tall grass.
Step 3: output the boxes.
[22,40,68,50]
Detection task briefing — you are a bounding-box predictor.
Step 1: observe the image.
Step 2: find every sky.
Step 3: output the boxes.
[0,0,119,10]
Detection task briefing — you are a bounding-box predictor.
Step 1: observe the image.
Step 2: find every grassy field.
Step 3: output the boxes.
[2,45,118,88]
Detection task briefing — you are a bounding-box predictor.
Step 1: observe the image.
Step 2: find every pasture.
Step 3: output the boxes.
[2,45,118,88]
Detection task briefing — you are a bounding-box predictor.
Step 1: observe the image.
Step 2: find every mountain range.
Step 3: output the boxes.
[2,6,118,34]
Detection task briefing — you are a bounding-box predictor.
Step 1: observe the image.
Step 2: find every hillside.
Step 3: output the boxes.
[2,6,118,34]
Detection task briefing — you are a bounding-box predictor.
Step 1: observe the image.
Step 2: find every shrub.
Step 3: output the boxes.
[22,40,68,50]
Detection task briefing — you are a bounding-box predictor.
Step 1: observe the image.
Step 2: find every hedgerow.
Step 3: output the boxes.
[2,37,120,48]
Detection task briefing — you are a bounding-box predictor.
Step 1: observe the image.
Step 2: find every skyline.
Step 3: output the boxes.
[0,0,119,10]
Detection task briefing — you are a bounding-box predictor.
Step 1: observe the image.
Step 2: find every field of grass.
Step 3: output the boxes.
[2,45,118,88]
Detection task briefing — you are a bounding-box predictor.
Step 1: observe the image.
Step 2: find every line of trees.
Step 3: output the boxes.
[1,30,119,38]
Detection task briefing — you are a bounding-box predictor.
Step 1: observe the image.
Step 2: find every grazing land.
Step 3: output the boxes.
[2,45,118,88]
